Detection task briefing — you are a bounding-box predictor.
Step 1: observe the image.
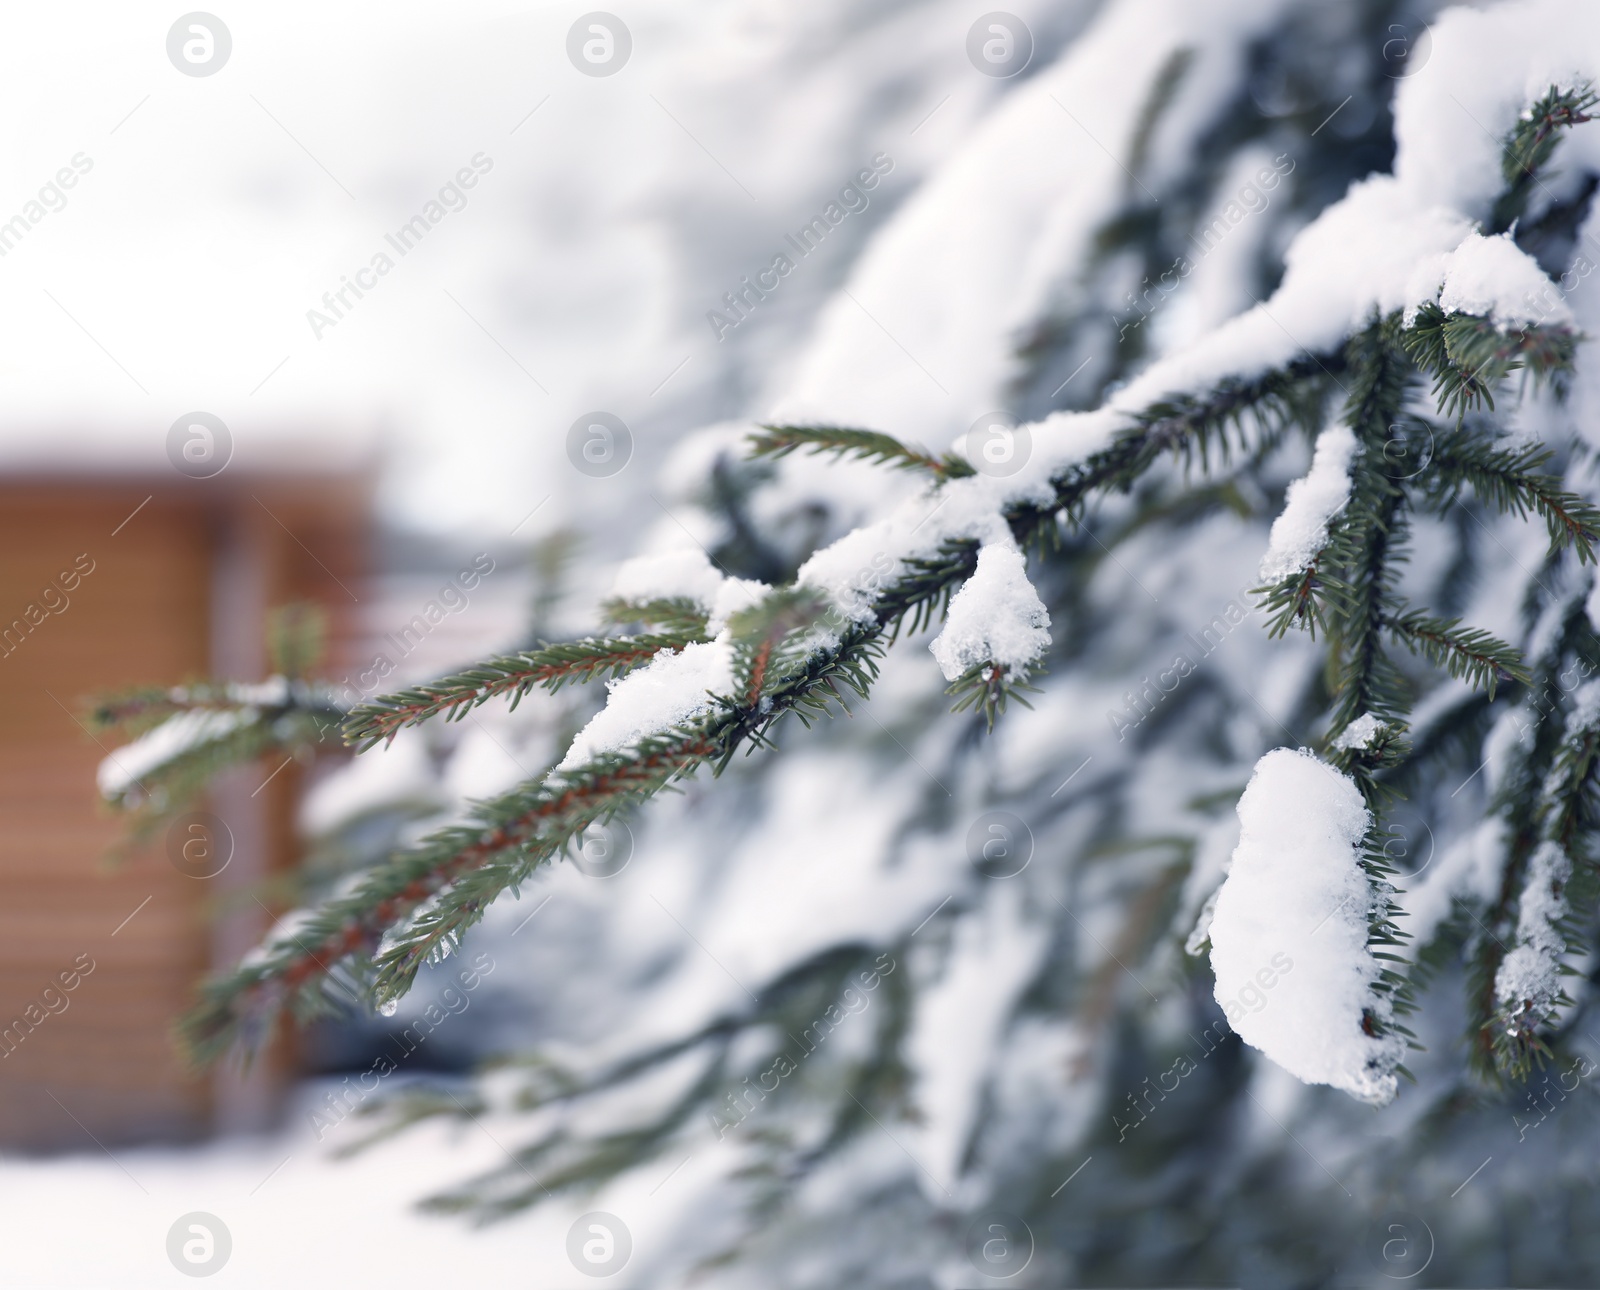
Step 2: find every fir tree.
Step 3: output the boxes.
[92,2,1600,1284]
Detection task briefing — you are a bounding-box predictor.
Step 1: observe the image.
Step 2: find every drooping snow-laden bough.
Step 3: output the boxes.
[92,12,1600,1115]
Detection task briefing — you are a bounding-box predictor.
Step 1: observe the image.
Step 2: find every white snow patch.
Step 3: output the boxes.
[1571,677,1600,732]
[1494,840,1571,1013]
[97,709,256,800]
[1404,231,1574,330]
[1259,425,1360,582]
[1332,713,1385,751]
[929,545,1052,682]
[558,640,735,770]
[1209,749,1404,1105]
[767,0,1302,445]
[609,548,724,610]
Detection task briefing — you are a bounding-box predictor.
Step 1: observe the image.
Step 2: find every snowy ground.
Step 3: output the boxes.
[0,1103,588,1287]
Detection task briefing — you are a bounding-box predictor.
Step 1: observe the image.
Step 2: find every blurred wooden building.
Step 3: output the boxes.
[0,454,369,1149]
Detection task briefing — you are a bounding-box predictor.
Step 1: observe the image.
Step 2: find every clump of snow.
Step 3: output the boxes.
[609,548,725,610]
[1536,682,1600,805]
[929,545,1052,682]
[1570,677,1600,732]
[1332,713,1385,751]
[706,577,771,636]
[558,641,735,770]
[228,677,292,706]
[1208,748,1404,1105]
[1494,840,1571,1014]
[1404,231,1575,330]
[1258,425,1361,583]
[97,709,256,800]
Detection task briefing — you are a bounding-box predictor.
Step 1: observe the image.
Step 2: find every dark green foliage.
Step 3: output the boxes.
[180,723,722,1063]
[946,662,1040,729]
[342,633,706,750]
[1483,597,1600,1080]
[1402,303,1579,419]
[748,423,976,480]
[597,595,710,637]
[396,943,915,1226]
[1384,609,1529,697]
[1492,82,1599,233]
[173,299,1595,1066]
[1425,427,1600,561]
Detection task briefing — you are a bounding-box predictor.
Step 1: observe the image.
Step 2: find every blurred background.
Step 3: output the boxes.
[6,1,1596,1287]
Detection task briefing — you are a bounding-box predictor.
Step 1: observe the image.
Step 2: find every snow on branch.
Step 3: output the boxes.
[97,708,259,803]
[929,545,1051,682]
[609,548,725,611]
[342,635,706,750]
[747,423,975,480]
[93,675,344,835]
[558,641,735,770]
[1208,749,1405,1105]
[1405,230,1575,332]
[1493,840,1571,1022]
[181,29,1600,1065]
[1258,424,1360,583]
